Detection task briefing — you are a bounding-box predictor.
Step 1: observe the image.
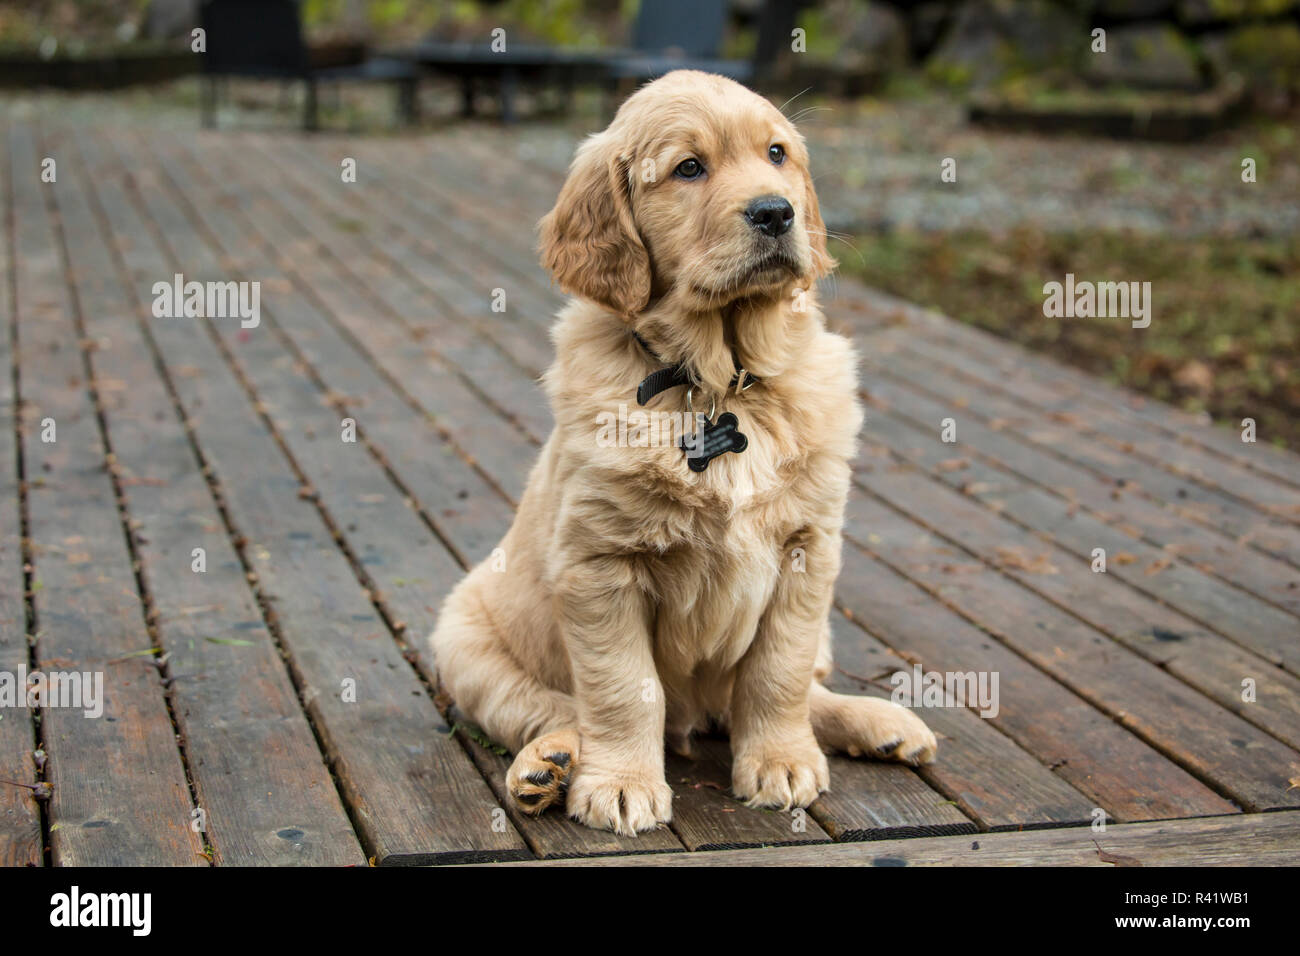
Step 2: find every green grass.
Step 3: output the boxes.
[842,228,1300,449]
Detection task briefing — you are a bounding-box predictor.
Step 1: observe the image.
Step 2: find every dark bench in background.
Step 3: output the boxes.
[199,0,418,130]
[403,0,802,123]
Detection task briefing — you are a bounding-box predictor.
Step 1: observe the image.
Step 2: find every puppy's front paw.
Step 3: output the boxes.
[732,739,829,811]
[566,764,672,836]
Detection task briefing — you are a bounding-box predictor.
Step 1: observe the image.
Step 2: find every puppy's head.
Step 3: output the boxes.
[539,70,832,318]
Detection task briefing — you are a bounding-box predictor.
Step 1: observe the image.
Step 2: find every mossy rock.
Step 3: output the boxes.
[1086,23,1206,90]
[925,0,1086,90]
[1178,0,1299,25]
[1226,22,1300,89]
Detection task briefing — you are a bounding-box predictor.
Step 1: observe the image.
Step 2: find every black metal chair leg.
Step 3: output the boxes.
[460,75,476,117]
[397,77,418,125]
[201,75,217,128]
[500,67,518,124]
[304,76,319,131]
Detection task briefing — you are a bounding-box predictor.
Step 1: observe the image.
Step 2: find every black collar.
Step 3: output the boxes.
[632,331,757,407]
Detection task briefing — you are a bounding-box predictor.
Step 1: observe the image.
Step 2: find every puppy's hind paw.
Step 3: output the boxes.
[506,729,581,817]
[814,691,938,766]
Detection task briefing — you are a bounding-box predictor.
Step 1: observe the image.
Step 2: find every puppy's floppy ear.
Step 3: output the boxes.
[539,133,652,317]
[802,166,835,280]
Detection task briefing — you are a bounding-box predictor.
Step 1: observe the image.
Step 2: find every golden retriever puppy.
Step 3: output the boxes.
[430,70,935,836]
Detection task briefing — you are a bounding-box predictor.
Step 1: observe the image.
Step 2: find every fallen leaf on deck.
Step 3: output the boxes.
[1093,840,1142,867]
[994,546,1059,574]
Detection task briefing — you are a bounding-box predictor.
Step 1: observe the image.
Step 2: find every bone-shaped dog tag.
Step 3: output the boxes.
[680,412,748,473]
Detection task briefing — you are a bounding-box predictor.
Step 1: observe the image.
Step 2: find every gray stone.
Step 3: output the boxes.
[1098,0,1177,18]
[144,0,200,40]
[906,2,956,59]
[833,1,910,73]
[1199,30,1234,79]
[1179,0,1300,26]
[1086,24,1206,89]
[926,0,1085,88]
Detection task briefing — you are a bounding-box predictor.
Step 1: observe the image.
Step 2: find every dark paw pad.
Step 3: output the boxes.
[524,769,554,787]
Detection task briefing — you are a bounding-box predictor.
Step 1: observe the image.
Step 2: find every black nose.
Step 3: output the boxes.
[744,195,794,238]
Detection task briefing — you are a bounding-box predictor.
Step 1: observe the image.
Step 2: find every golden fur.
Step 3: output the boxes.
[430,70,935,835]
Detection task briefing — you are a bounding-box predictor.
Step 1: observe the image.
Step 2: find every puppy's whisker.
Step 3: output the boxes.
[787,106,832,125]
[777,86,813,116]
[808,229,865,265]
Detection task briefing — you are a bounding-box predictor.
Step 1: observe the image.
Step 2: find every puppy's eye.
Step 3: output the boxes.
[674,158,703,180]
[769,144,786,165]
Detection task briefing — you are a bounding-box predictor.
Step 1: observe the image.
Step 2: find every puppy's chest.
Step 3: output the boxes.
[647,514,783,666]
[638,429,811,661]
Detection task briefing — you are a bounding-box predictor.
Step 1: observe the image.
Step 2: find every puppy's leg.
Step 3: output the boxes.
[431,574,581,816]
[729,528,834,811]
[554,556,671,836]
[808,605,937,765]
[810,683,937,764]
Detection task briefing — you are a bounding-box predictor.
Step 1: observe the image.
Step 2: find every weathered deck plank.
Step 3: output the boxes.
[247,134,556,439]
[665,736,835,850]
[9,124,201,866]
[860,345,1300,619]
[80,131,529,865]
[45,126,366,866]
[854,391,1300,747]
[181,130,544,497]
[845,479,1300,811]
[853,298,1300,550]
[487,808,1300,867]
[0,129,42,867]
[157,130,523,548]
[835,547,1239,821]
[849,284,1300,498]
[825,616,1101,830]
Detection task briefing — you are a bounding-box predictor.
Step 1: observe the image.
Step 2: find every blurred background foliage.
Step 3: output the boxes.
[842,229,1299,449]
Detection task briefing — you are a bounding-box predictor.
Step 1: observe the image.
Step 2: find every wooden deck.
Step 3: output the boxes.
[2,114,1298,866]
